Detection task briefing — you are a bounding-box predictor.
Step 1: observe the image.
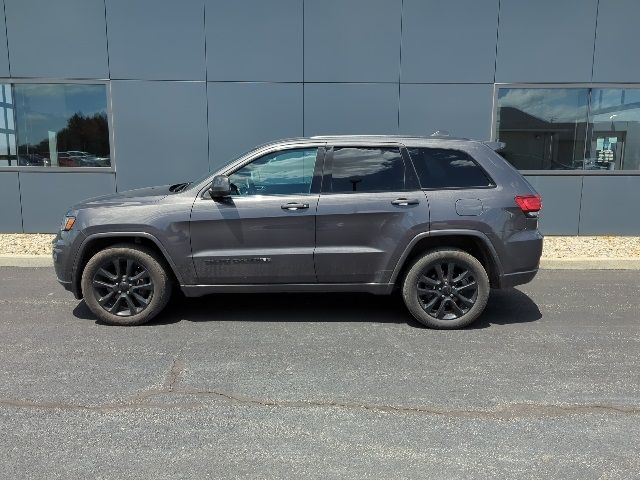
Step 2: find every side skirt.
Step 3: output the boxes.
[180,283,395,297]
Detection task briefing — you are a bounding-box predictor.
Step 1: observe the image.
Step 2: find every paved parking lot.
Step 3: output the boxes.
[0,267,639,479]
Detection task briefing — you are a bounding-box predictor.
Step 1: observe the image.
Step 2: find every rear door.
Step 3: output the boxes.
[314,144,430,284]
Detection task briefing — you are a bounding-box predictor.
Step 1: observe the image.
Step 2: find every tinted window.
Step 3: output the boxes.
[407,148,493,189]
[329,147,406,193]
[229,148,317,196]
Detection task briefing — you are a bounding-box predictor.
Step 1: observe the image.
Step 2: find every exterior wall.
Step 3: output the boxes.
[0,0,638,234]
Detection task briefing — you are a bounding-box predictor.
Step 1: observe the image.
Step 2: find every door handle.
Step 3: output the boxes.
[391,198,420,206]
[281,202,309,211]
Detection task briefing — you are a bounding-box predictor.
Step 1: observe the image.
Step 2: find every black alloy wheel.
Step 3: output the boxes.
[416,261,478,320]
[92,256,154,317]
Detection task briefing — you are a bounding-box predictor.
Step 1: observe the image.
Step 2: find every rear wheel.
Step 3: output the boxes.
[81,244,171,326]
[402,248,490,329]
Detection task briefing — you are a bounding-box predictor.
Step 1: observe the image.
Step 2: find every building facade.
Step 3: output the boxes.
[0,0,639,234]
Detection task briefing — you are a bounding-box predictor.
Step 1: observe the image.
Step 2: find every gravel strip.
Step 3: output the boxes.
[1,234,640,258]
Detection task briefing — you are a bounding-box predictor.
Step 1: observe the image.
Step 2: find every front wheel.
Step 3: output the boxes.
[81,244,172,326]
[402,248,490,329]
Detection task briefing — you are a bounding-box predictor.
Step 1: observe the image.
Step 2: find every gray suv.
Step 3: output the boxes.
[53,136,543,329]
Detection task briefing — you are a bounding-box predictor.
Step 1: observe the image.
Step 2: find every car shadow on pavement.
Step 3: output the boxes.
[72,287,541,329]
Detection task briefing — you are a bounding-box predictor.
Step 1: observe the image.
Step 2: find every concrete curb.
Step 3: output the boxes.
[539,258,640,270]
[0,255,53,267]
[2,255,640,270]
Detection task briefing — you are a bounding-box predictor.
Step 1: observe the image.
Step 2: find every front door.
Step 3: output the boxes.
[314,145,430,284]
[190,147,322,284]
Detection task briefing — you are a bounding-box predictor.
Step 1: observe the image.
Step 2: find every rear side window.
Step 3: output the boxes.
[407,148,494,189]
[329,147,406,193]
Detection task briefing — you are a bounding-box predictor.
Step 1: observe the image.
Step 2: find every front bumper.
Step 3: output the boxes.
[52,229,85,298]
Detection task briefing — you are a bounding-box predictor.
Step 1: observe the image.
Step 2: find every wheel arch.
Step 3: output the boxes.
[390,230,503,288]
[72,232,183,299]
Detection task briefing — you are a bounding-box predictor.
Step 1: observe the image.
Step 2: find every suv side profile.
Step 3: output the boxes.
[53,136,543,329]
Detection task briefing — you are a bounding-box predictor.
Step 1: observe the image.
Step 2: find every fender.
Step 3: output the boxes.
[72,231,185,286]
[388,229,504,284]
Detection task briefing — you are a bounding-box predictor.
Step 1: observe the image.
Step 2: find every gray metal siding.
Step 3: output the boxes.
[0,0,638,234]
[208,82,303,169]
[399,84,493,139]
[20,172,115,232]
[592,0,640,82]
[579,176,640,235]
[524,176,582,235]
[105,0,206,81]
[206,0,303,82]
[0,172,21,232]
[5,0,109,78]
[111,80,208,191]
[0,0,9,77]
[401,0,498,83]
[304,0,401,82]
[495,0,598,82]
[304,83,399,136]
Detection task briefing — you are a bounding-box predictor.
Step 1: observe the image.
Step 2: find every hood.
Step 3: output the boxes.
[72,184,173,210]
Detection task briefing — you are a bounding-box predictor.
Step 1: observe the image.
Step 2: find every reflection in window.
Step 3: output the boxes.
[496,88,589,170]
[330,147,406,193]
[408,148,493,189]
[0,83,110,168]
[496,87,640,171]
[229,148,317,196]
[586,88,640,171]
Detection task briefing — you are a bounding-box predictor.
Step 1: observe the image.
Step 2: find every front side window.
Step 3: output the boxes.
[408,148,493,189]
[329,147,406,193]
[0,82,110,168]
[228,148,317,196]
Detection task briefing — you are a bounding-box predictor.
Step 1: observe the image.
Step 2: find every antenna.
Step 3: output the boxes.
[430,130,450,137]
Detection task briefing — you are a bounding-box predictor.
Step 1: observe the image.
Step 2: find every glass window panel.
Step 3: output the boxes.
[0,107,5,129]
[587,88,640,171]
[496,88,589,170]
[6,106,13,131]
[330,147,406,193]
[408,148,493,189]
[5,84,12,105]
[229,148,317,196]
[13,83,110,168]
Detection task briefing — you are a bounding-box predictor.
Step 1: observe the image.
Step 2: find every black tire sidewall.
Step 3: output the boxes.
[81,245,171,326]
[402,249,490,329]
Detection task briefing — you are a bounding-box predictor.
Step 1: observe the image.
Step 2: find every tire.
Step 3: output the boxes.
[81,244,172,326]
[402,248,490,329]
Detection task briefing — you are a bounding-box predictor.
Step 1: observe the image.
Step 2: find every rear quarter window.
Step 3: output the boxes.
[407,148,494,189]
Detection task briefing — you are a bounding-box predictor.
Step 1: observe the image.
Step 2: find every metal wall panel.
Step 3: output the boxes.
[593,0,640,82]
[5,0,109,79]
[106,0,205,81]
[399,84,493,140]
[496,0,598,83]
[580,176,640,235]
[111,81,208,191]
[524,176,582,235]
[208,82,303,169]
[20,172,115,233]
[401,0,498,83]
[304,0,401,82]
[206,0,302,82]
[0,0,9,77]
[0,172,21,232]
[304,83,398,136]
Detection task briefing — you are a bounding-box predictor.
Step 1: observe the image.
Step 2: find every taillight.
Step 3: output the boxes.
[515,194,542,214]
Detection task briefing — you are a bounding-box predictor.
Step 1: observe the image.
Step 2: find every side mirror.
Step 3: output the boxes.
[209,175,231,198]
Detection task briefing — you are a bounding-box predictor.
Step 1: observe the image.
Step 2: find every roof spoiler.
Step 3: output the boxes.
[482,141,506,152]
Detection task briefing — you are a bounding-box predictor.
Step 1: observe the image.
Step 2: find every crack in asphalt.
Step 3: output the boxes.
[1,359,639,418]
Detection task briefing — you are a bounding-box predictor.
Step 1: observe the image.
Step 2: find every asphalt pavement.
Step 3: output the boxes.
[0,267,639,479]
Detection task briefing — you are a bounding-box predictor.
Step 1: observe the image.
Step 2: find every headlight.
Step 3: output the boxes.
[61,215,76,231]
